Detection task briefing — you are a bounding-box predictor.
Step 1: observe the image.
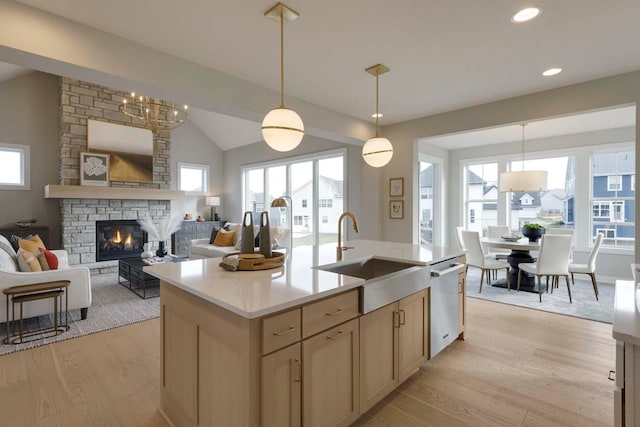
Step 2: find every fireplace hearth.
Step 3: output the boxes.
[96,220,147,261]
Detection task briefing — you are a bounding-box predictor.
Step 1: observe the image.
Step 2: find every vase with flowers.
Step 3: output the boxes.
[521,223,545,242]
[138,216,183,258]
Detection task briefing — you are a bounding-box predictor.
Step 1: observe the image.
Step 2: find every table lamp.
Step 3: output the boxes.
[206,196,221,221]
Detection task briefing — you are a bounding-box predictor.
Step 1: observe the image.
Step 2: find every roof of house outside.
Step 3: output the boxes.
[592,151,635,175]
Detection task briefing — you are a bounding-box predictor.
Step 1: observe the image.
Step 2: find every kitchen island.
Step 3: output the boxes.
[145,240,465,427]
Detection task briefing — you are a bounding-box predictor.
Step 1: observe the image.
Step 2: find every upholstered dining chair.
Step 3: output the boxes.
[455,226,466,251]
[517,234,573,303]
[461,230,510,292]
[547,227,575,261]
[568,232,604,300]
[486,225,510,260]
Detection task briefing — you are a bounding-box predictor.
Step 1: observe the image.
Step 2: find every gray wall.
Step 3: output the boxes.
[223,135,381,241]
[170,121,225,220]
[0,72,61,247]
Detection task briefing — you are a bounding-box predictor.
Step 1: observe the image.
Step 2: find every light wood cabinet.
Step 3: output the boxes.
[303,318,360,427]
[261,343,301,427]
[359,289,429,413]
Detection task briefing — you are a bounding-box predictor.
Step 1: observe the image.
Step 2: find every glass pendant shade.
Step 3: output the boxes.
[499,170,547,192]
[262,108,304,152]
[362,136,394,168]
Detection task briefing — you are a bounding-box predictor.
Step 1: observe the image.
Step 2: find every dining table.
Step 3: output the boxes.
[480,237,543,293]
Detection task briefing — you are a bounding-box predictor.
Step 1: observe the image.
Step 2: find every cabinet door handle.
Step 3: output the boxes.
[273,326,296,336]
[393,311,400,328]
[293,359,301,383]
[327,330,344,340]
[608,370,616,381]
[399,310,406,326]
[325,308,344,317]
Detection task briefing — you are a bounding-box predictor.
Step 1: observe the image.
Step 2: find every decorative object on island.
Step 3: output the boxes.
[521,223,546,242]
[389,177,404,197]
[499,123,548,192]
[137,216,182,258]
[389,200,404,219]
[205,196,221,221]
[80,152,109,186]
[119,92,187,133]
[240,211,255,254]
[362,63,394,167]
[261,2,304,152]
[259,212,272,258]
[220,251,285,271]
[271,195,293,250]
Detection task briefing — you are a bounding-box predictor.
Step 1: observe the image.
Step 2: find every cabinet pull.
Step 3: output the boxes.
[327,330,344,340]
[399,310,406,326]
[293,359,301,383]
[608,370,616,381]
[393,311,400,328]
[325,308,343,317]
[273,326,295,336]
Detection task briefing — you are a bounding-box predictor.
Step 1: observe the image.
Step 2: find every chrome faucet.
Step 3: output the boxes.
[337,212,359,261]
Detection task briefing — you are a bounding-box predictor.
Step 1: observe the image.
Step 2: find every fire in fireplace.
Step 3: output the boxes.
[96,220,147,261]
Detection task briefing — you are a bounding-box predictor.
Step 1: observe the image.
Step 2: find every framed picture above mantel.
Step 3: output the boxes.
[389,177,404,197]
[80,152,109,186]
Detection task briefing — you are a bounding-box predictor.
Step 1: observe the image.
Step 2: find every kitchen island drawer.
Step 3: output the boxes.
[262,308,301,354]
[302,289,359,338]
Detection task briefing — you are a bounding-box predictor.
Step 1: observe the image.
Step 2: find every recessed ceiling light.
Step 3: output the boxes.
[511,7,541,23]
[371,113,383,118]
[542,68,562,76]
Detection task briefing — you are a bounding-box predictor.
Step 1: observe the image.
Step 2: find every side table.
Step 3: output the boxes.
[3,280,70,344]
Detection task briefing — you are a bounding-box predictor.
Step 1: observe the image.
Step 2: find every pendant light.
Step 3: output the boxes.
[262,2,304,152]
[499,123,547,192]
[362,64,393,167]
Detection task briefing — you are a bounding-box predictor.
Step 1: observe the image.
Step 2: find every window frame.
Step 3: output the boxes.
[607,175,622,192]
[177,162,209,195]
[0,143,30,190]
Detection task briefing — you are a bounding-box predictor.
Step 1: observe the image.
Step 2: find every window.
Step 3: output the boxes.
[470,209,475,224]
[608,175,622,191]
[243,150,345,246]
[178,162,208,194]
[0,143,30,190]
[612,201,625,222]
[463,162,497,233]
[597,228,616,239]
[592,201,610,218]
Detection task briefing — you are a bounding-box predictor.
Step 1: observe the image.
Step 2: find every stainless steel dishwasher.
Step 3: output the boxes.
[430,258,465,358]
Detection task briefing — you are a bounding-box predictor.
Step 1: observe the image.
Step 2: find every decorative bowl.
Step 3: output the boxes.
[500,235,521,242]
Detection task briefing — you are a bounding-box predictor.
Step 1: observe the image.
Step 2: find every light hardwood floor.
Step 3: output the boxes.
[0,298,615,426]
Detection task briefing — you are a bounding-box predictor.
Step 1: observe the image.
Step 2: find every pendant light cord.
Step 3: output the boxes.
[280,7,285,108]
[375,72,380,137]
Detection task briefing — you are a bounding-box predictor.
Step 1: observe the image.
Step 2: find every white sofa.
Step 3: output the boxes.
[0,235,92,323]
[189,223,290,259]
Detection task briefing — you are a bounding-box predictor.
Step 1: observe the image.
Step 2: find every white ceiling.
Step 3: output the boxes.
[15,0,640,129]
[426,106,637,150]
[188,108,262,150]
[0,62,29,82]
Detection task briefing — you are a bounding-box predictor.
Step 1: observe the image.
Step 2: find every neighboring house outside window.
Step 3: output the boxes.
[302,199,308,208]
[608,175,622,191]
[470,209,475,224]
[319,199,332,208]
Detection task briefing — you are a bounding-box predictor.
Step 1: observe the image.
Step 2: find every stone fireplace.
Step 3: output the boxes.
[96,219,147,261]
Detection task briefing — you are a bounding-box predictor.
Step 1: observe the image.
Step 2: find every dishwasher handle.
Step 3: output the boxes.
[430,263,465,277]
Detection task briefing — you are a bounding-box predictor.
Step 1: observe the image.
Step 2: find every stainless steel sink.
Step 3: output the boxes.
[314,257,431,313]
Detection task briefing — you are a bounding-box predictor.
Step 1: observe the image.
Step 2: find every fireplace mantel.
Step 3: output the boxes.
[44,185,185,200]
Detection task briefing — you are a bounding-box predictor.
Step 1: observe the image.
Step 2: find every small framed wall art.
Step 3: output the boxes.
[80,152,109,186]
[389,177,404,197]
[389,200,404,219]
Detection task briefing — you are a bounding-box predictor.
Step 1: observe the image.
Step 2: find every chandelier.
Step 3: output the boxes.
[120,93,188,133]
[499,123,547,192]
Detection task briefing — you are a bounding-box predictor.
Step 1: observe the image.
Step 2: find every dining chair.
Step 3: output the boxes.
[547,227,575,262]
[486,225,510,260]
[568,232,604,300]
[517,234,573,303]
[461,230,510,292]
[455,226,466,251]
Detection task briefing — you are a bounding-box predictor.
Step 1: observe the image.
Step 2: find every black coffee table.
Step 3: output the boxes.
[118,257,168,299]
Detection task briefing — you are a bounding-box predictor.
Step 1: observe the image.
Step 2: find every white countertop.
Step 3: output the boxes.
[144,240,462,319]
[613,280,640,346]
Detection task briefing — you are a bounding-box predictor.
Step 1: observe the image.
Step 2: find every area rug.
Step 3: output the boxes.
[0,274,159,356]
[465,268,614,324]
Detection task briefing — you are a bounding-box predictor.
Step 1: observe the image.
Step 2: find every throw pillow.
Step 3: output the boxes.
[37,247,59,270]
[36,250,50,271]
[16,248,42,272]
[17,234,46,255]
[209,223,230,244]
[213,229,236,247]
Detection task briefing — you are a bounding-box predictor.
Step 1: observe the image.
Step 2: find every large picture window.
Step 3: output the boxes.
[243,150,345,247]
[463,162,498,234]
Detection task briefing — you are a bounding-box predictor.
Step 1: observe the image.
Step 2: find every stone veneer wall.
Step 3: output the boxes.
[58,77,174,269]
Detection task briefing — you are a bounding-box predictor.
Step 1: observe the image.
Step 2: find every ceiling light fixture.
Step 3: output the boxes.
[499,123,547,192]
[362,64,393,168]
[542,67,562,76]
[371,113,383,118]
[511,7,541,23]
[120,93,187,133]
[261,2,304,152]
